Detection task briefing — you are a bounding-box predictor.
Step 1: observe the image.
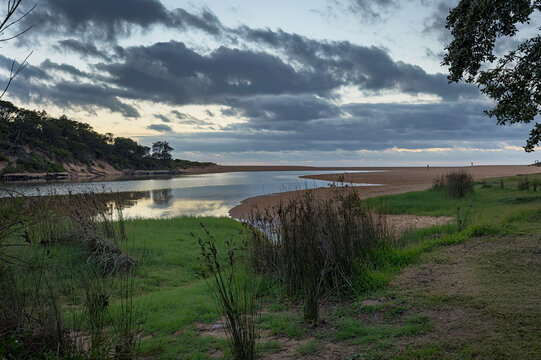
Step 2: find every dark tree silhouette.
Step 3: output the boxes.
[152,141,173,166]
[443,0,541,151]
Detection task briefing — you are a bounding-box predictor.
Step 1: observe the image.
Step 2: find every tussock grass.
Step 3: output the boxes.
[0,189,140,359]
[433,171,474,198]
[247,187,391,323]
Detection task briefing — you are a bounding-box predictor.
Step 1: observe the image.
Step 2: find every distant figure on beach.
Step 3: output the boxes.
[427,164,429,170]
[471,162,473,166]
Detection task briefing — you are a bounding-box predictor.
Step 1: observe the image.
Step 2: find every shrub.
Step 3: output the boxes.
[247,187,390,323]
[433,171,474,198]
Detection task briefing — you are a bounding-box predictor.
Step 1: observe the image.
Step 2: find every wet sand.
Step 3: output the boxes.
[229,165,541,220]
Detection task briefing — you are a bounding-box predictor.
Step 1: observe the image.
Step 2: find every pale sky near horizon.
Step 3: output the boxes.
[1,0,540,166]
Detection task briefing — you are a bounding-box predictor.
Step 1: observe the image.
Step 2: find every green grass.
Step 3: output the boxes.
[3,216,245,360]
[120,217,245,359]
[3,172,541,359]
[259,313,304,339]
[297,339,318,356]
[335,314,431,344]
[363,177,541,229]
[101,179,541,358]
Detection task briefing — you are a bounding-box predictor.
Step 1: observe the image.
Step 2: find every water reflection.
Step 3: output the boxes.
[6,170,379,219]
[151,189,173,206]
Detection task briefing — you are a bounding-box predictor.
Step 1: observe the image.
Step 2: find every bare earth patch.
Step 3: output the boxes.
[382,214,453,234]
[390,235,541,357]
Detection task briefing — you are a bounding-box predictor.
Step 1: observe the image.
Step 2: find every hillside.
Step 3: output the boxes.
[0,101,214,178]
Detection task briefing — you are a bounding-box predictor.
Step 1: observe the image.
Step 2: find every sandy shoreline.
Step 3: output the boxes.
[228,165,541,220]
[3,164,540,221]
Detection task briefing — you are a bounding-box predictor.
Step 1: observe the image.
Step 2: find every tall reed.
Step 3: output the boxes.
[0,188,140,359]
[195,223,260,360]
[433,171,474,198]
[247,186,390,323]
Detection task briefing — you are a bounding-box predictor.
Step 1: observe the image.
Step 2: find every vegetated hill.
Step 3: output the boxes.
[0,101,214,175]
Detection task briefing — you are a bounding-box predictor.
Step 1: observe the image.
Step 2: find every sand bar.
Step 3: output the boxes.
[229,165,541,220]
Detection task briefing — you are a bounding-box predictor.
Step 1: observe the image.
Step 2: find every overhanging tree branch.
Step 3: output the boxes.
[443,0,541,152]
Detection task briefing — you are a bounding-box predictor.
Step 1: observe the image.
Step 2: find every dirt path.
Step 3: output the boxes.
[389,233,541,358]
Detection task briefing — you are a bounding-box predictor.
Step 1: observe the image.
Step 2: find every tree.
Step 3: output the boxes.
[0,1,35,99]
[443,0,541,151]
[151,141,173,166]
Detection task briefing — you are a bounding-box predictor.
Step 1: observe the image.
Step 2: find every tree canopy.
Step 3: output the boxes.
[0,101,214,174]
[443,0,541,151]
[151,141,173,161]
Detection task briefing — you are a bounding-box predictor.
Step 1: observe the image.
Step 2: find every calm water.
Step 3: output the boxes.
[5,170,377,218]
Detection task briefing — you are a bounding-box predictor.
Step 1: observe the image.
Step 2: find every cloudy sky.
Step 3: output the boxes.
[1,0,540,165]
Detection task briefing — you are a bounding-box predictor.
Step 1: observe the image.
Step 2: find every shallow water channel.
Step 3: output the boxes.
[5,170,377,218]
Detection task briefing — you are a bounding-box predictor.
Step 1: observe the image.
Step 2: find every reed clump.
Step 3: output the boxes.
[433,171,474,198]
[517,177,530,191]
[0,189,140,359]
[247,187,390,323]
[196,223,260,360]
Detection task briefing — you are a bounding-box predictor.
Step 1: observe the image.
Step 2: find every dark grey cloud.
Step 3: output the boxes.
[147,123,173,133]
[16,0,476,107]
[225,94,342,131]
[21,0,223,41]
[205,110,215,117]
[42,82,140,118]
[152,101,529,154]
[422,0,456,44]
[89,34,476,116]
[171,110,213,126]
[40,59,87,78]
[55,39,110,60]
[0,58,139,118]
[4,19,480,123]
[237,28,477,100]
[98,41,319,104]
[154,114,171,123]
[350,0,397,20]
[167,8,223,35]
[0,55,50,81]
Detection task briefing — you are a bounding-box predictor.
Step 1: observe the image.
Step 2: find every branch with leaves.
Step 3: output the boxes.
[443,0,541,152]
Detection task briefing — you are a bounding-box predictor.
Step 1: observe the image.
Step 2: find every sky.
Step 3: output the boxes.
[1,0,540,166]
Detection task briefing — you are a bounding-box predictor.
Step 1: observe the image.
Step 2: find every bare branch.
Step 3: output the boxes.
[0,2,36,34]
[0,0,22,32]
[0,0,35,99]
[0,50,32,99]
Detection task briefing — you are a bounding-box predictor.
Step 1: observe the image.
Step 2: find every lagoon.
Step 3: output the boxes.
[5,170,376,218]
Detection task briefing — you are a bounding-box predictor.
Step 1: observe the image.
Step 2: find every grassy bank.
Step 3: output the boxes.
[1,172,540,359]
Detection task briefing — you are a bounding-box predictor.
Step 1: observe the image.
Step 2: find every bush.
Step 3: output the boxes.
[247,187,390,323]
[433,171,474,198]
